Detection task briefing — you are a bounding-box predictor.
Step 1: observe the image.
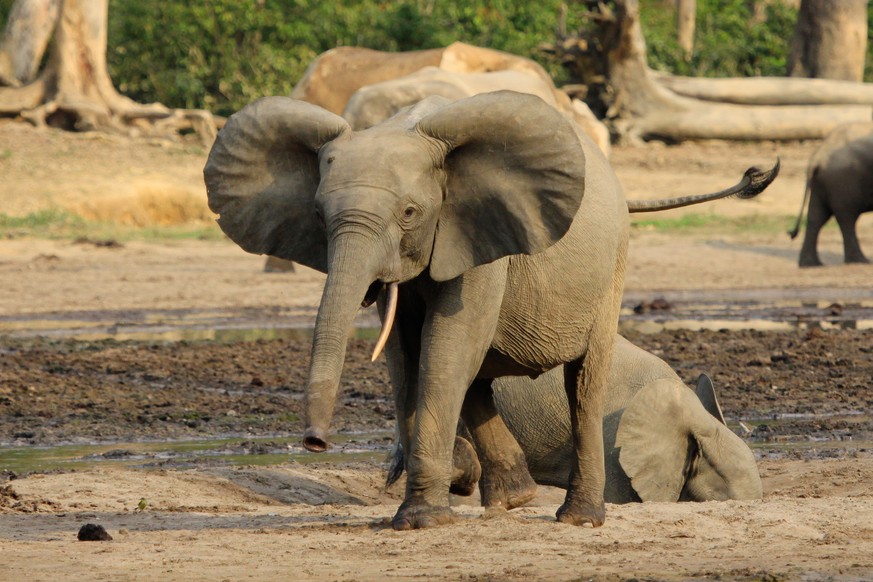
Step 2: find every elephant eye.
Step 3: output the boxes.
[403,206,416,219]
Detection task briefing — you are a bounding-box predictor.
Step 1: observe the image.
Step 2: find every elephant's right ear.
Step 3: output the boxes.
[694,373,726,425]
[204,97,351,272]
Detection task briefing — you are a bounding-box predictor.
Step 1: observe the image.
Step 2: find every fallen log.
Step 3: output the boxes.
[656,75,873,106]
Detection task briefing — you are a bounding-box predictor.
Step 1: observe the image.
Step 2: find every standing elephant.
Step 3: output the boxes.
[437,335,762,506]
[790,121,873,267]
[204,91,776,530]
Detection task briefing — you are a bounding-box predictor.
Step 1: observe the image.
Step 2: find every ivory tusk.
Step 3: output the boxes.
[371,282,398,362]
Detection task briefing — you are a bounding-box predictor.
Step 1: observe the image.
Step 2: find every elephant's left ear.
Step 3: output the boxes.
[616,379,692,502]
[415,91,587,282]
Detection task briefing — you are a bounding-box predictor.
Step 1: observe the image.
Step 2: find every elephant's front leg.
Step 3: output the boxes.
[392,266,506,530]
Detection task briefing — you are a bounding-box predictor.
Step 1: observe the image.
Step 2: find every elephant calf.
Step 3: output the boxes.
[438,335,763,506]
[790,121,873,267]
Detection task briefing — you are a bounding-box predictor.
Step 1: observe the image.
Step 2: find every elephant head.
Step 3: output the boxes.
[616,374,762,502]
[204,92,587,452]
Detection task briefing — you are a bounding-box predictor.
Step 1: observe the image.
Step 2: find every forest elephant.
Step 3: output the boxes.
[790,121,873,267]
[204,91,777,530]
[422,335,763,506]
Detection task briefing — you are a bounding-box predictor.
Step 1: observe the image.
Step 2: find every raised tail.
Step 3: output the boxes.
[626,159,780,213]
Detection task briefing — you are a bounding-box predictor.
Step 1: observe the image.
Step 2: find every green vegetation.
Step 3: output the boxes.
[2,1,872,117]
[0,209,224,242]
[630,213,818,235]
[641,0,797,78]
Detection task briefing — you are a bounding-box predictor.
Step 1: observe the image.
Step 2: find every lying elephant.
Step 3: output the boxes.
[391,335,763,506]
[789,121,873,267]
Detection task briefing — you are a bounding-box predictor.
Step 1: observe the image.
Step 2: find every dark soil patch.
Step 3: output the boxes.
[1,330,871,452]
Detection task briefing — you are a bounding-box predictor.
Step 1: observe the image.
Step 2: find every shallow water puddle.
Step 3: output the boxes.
[2,298,872,341]
[0,432,393,474]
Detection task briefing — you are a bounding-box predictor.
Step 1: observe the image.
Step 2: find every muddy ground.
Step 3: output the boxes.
[1,119,873,580]
[1,330,872,452]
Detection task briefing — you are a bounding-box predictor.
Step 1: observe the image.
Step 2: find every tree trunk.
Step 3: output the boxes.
[0,0,216,143]
[0,0,60,87]
[549,0,871,142]
[675,0,696,61]
[787,0,868,81]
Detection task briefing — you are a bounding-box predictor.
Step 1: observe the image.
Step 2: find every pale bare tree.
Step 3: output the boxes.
[0,0,216,142]
[788,0,868,82]
[675,0,696,61]
[545,0,873,142]
[0,0,60,86]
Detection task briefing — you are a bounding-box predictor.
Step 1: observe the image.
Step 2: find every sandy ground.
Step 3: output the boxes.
[1,120,873,580]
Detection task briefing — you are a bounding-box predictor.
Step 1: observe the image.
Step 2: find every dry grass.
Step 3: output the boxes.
[69,182,214,226]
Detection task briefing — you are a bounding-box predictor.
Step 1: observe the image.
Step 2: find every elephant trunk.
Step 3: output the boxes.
[303,234,380,452]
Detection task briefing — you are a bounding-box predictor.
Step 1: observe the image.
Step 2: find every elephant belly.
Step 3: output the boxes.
[488,260,615,373]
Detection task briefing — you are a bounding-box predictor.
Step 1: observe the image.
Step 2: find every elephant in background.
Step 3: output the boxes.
[342,67,610,156]
[789,121,873,267]
[205,91,776,529]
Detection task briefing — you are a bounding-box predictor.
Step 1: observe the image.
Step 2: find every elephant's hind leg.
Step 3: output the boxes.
[460,379,537,509]
[556,251,625,527]
[799,183,832,267]
[557,350,608,527]
[835,211,870,264]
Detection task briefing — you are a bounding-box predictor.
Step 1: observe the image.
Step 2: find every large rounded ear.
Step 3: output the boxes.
[617,379,761,502]
[415,91,586,282]
[204,97,351,272]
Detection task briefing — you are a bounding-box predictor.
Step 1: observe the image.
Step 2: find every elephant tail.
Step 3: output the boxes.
[385,444,405,488]
[788,167,815,240]
[626,159,780,213]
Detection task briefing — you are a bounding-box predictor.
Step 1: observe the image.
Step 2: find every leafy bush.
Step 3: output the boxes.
[105,0,580,116]
[642,0,797,78]
[2,0,871,116]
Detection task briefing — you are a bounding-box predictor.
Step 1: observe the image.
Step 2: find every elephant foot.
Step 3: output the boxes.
[479,456,538,510]
[449,436,481,497]
[798,256,823,268]
[555,498,606,528]
[845,256,870,265]
[391,499,458,531]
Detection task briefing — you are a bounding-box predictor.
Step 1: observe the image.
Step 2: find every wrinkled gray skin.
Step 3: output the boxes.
[790,121,873,267]
[204,91,776,530]
[463,335,762,505]
[206,91,630,530]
